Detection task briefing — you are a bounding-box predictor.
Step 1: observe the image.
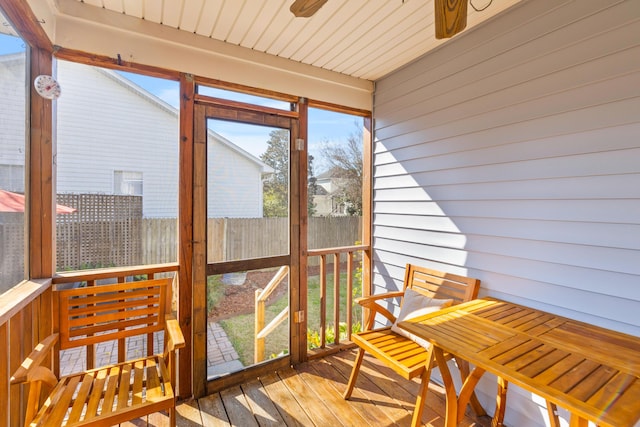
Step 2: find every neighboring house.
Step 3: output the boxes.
[0,52,26,193]
[0,56,272,218]
[313,167,350,216]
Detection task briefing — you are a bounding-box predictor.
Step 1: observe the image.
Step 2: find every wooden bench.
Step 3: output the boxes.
[11,278,185,427]
[343,263,485,425]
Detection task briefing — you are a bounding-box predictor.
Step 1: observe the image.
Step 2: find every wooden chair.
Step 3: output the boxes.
[11,278,185,427]
[344,263,485,424]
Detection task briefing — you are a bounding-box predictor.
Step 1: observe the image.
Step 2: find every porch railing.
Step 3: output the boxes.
[0,278,52,427]
[254,265,289,363]
[307,244,368,358]
[0,263,178,427]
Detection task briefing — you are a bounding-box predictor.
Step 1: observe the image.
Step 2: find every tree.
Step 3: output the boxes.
[261,129,289,217]
[260,129,320,217]
[308,154,318,216]
[319,124,363,216]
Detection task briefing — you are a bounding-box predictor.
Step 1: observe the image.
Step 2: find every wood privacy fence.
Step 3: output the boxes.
[39,193,362,271]
[61,215,361,269]
[0,193,362,280]
[145,216,362,265]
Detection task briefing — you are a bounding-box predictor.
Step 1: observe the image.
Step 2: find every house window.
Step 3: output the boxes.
[114,171,143,196]
[0,164,24,192]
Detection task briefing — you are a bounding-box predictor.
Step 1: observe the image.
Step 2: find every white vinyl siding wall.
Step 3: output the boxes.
[0,55,26,179]
[372,1,640,425]
[207,137,264,218]
[55,60,266,218]
[56,61,179,217]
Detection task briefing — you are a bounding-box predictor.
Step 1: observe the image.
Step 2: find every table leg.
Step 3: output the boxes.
[456,358,487,417]
[492,377,508,427]
[546,401,560,427]
[457,365,486,422]
[434,346,458,427]
[569,414,588,427]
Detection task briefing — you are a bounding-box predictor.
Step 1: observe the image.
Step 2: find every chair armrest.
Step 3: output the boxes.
[354,291,404,306]
[356,291,405,329]
[164,316,185,353]
[11,333,59,387]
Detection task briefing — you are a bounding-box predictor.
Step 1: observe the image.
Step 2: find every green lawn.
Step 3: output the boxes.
[220,292,289,366]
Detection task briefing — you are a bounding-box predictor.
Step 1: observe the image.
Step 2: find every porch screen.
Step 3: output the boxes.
[0,12,27,292]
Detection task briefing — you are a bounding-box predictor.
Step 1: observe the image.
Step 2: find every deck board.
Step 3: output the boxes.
[259,371,316,427]
[241,378,288,427]
[308,357,401,426]
[125,351,491,426]
[220,386,260,427]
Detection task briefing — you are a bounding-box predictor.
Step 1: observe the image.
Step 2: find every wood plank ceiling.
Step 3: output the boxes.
[55,0,521,81]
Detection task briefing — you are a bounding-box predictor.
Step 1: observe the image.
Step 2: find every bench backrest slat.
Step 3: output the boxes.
[57,278,169,350]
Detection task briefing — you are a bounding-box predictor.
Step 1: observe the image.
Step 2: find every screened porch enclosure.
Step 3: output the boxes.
[1,0,639,426]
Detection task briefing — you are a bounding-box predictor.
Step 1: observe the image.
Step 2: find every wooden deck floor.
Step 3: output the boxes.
[169,350,492,427]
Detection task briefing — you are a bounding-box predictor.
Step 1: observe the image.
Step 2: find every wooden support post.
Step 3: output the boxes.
[28,47,54,279]
[192,102,207,399]
[178,73,195,398]
[294,97,308,364]
[333,253,340,344]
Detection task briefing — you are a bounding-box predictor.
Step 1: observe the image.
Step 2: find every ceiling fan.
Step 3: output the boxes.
[289,0,467,39]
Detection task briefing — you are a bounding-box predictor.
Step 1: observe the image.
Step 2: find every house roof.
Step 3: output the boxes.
[0,9,18,38]
[0,52,273,173]
[316,166,344,180]
[91,64,274,173]
[0,52,23,64]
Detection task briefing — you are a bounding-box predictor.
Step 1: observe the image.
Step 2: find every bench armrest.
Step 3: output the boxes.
[11,333,59,387]
[164,315,185,354]
[11,334,59,426]
[355,291,405,329]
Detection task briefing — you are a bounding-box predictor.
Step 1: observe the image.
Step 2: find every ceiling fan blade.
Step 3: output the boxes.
[290,0,328,18]
[434,0,468,39]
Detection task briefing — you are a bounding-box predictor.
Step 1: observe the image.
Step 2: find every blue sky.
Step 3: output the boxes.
[1,32,361,173]
[0,32,25,54]
[119,71,360,172]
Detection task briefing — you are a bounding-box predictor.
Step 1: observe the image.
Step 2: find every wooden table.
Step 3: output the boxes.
[398,297,640,427]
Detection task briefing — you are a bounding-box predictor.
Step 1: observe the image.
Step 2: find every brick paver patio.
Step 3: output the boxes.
[60,320,242,377]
